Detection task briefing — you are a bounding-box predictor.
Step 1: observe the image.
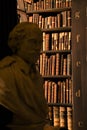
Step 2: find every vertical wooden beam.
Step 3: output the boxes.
[72,0,87,130]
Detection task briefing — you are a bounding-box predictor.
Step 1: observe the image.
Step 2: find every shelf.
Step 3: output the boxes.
[26,7,71,14]
[48,103,72,107]
[41,50,71,54]
[41,26,72,32]
[42,75,71,79]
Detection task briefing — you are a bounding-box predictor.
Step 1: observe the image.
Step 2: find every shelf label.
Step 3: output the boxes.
[75,11,80,19]
[78,121,83,127]
[76,61,81,67]
[75,89,81,97]
[76,34,80,43]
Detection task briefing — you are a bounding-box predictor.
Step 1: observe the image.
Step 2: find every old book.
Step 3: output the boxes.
[53,106,60,127]
[48,106,53,125]
[55,53,60,75]
[67,107,72,130]
[17,0,25,9]
[59,106,67,128]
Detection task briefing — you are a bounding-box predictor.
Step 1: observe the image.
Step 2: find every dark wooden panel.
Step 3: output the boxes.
[72,0,87,130]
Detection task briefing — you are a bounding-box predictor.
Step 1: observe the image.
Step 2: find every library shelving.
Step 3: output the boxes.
[20,0,73,130]
[17,0,87,129]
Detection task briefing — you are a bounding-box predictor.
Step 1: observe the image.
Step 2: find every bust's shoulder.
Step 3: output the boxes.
[0,56,16,80]
[0,56,15,69]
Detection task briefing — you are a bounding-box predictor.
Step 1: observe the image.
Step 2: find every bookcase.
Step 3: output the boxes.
[17,0,87,129]
[17,0,73,130]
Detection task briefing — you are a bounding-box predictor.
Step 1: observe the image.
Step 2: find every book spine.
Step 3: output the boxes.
[60,106,67,128]
[53,106,60,127]
[67,107,72,130]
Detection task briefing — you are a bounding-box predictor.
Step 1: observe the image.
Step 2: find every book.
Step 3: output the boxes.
[67,107,72,130]
[48,106,53,125]
[59,106,67,128]
[17,0,25,10]
[53,106,60,127]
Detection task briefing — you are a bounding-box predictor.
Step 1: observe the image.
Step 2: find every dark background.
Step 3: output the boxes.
[0,0,17,59]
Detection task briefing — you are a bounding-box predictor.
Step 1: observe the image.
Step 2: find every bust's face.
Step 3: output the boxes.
[17,34,42,64]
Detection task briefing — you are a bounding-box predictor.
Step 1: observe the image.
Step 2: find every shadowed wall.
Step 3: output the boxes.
[0,0,17,59]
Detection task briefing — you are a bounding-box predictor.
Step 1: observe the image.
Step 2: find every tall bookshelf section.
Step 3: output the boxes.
[19,0,72,129]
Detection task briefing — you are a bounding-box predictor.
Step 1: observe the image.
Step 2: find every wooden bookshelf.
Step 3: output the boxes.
[17,0,87,130]
[17,0,72,129]
[20,0,72,129]
[18,0,72,129]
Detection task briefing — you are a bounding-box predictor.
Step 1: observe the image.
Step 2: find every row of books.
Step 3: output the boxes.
[28,10,71,28]
[39,53,71,76]
[44,79,72,104]
[42,32,71,51]
[47,106,72,130]
[24,0,72,11]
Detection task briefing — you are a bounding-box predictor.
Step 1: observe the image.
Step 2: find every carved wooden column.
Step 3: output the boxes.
[72,0,87,130]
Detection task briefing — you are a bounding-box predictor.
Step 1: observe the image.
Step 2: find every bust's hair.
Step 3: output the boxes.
[8,22,42,53]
